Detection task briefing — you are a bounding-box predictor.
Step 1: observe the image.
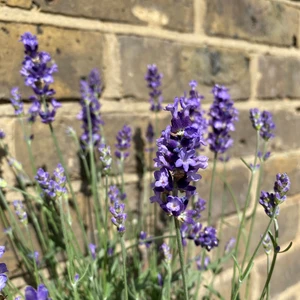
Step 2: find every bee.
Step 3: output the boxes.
[0,294,8,300]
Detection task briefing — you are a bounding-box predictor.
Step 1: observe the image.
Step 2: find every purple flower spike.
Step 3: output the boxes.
[0,130,5,140]
[99,144,112,174]
[89,243,96,260]
[224,238,236,254]
[260,173,290,217]
[195,226,219,251]
[145,64,163,112]
[196,256,210,271]
[249,109,275,141]
[78,69,103,148]
[0,246,5,258]
[110,201,127,235]
[146,122,155,150]
[160,243,172,264]
[108,185,126,204]
[208,85,238,154]
[20,32,59,124]
[10,87,24,115]
[115,125,132,160]
[25,284,50,300]
[151,93,208,224]
[13,200,28,225]
[35,164,67,200]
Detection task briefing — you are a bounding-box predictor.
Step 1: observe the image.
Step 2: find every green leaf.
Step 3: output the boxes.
[203,285,225,300]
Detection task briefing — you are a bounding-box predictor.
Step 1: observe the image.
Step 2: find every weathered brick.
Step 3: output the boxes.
[257,238,300,297]
[6,0,31,8]
[119,36,250,102]
[231,108,300,157]
[0,22,104,100]
[205,0,299,47]
[262,152,300,196]
[34,0,194,32]
[14,104,170,178]
[197,162,250,222]
[257,56,300,99]
[245,196,300,257]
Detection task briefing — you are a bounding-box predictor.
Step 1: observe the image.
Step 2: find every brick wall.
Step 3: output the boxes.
[1,0,300,298]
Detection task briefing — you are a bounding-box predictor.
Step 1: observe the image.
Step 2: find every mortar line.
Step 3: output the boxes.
[1,7,300,57]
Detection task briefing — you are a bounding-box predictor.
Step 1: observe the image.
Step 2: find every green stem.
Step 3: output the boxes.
[174,218,189,300]
[208,152,218,226]
[48,123,89,249]
[266,254,270,300]
[120,235,129,300]
[26,226,39,285]
[242,141,267,270]
[232,214,275,300]
[259,219,279,300]
[231,130,260,297]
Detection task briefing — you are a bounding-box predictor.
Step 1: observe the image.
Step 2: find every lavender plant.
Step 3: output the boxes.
[0,31,293,300]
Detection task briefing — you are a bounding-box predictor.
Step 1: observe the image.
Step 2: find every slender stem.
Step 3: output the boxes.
[174,217,189,300]
[232,214,275,300]
[208,152,218,226]
[231,130,260,297]
[267,254,270,300]
[207,162,227,298]
[26,226,39,285]
[48,123,89,249]
[120,235,129,300]
[242,141,267,270]
[259,219,279,300]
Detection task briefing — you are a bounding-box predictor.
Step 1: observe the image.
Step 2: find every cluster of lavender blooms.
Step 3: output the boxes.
[35,163,67,200]
[19,32,61,123]
[109,185,127,234]
[23,284,50,300]
[115,125,132,160]
[110,201,127,235]
[160,243,172,264]
[10,87,23,116]
[77,69,104,148]
[182,80,208,141]
[150,94,209,223]
[208,85,238,154]
[0,246,8,292]
[259,173,290,217]
[145,64,163,112]
[250,108,275,141]
[108,185,126,204]
[181,222,218,251]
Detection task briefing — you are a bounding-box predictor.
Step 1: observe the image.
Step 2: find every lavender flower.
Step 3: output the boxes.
[224,238,236,254]
[160,243,172,264]
[0,130,5,140]
[208,85,238,154]
[157,273,163,287]
[28,251,39,266]
[89,244,96,260]
[249,109,275,141]
[13,200,27,225]
[151,95,208,223]
[25,284,50,300]
[139,231,152,248]
[196,256,210,271]
[115,125,132,160]
[10,87,24,115]
[181,80,208,141]
[0,247,8,291]
[77,69,103,148]
[146,123,154,144]
[194,226,219,251]
[98,144,112,174]
[20,32,60,123]
[259,173,290,217]
[74,273,80,282]
[258,151,271,162]
[35,164,67,200]
[194,197,206,219]
[145,64,163,112]
[110,201,127,235]
[108,185,126,204]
